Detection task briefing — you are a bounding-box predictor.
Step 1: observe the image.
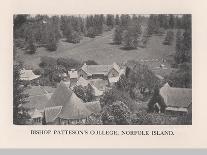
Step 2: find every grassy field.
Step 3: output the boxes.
[16,29,176,76]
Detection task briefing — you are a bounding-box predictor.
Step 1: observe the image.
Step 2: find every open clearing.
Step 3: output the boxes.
[16,29,176,76]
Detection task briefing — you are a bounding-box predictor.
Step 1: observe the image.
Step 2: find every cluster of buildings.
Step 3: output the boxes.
[21,62,125,125]
[20,62,192,125]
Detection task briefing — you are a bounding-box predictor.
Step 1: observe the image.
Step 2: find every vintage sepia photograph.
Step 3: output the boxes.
[13,14,192,125]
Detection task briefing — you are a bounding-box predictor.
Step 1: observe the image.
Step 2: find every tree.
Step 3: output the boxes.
[174,15,192,64]
[168,14,175,29]
[13,63,30,125]
[125,60,160,96]
[106,14,115,29]
[27,33,37,54]
[83,60,98,65]
[47,33,58,51]
[122,21,141,49]
[113,25,122,44]
[73,84,94,102]
[101,101,131,125]
[148,86,166,113]
[163,30,174,45]
[87,27,96,38]
[57,57,81,70]
[115,14,120,25]
[166,63,192,88]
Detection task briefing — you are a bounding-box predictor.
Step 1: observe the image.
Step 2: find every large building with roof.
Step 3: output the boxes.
[156,83,192,115]
[78,62,120,80]
[44,81,102,125]
[23,85,55,125]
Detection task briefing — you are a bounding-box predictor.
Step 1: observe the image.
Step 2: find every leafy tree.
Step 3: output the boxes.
[73,84,94,102]
[166,63,192,88]
[101,101,131,125]
[47,33,58,51]
[101,87,136,111]
[124,60,160,96]
[113,25,122,44]
[146,15,160,35]
[147,86,166,113]
[174,15,191,64]
[13,63,30,125]
[57,57,81,70]
[83,60,98,65]
[39,56,57,68]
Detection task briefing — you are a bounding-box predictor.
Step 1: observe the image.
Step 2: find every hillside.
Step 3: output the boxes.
[16,29,176,76]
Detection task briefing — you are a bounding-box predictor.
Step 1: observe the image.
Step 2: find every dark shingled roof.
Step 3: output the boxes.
[160,83,192,108]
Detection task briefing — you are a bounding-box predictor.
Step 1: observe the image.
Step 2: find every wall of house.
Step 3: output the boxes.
[78,69,88,79]
[108,68,119,78]
[32,117,43,125]
[57,118,87,125]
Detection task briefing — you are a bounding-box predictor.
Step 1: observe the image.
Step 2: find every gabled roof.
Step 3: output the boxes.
[20,69,40,81]
[23,86,53,110]
[44,106,62,123]
[160,83,192,108]
[24,94,51,110]
[45,81,92,120]
[76,77,89,87]
[89,79,108,91]
[81,63,120,76]
[45,81,73,108]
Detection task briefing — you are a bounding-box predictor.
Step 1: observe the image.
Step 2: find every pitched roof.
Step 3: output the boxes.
[24,94,51,110]
[160,83,192,108]
[90,84,104,96]
[108,77,119,83]
[46,81,92,120]
[20,69,40,81]
[81,63,120,76]
[23,86,53,110]
[44,106,62,123]
[46,81,73,108]
[85,101,102,114]
[76,77,89,87]
[89,79,108,91]
[24,86,46,96]
[57,92,91,119]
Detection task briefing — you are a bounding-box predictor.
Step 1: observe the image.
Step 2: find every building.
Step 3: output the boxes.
[20,68,40,85]
[76,77,105,99]
[44,81,102,125]
[23,86,54,125]
[68,69,78,87]
[158,83,192,115]
[78,62,120,80]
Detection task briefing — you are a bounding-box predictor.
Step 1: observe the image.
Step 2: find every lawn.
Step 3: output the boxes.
[16,29,176,76]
